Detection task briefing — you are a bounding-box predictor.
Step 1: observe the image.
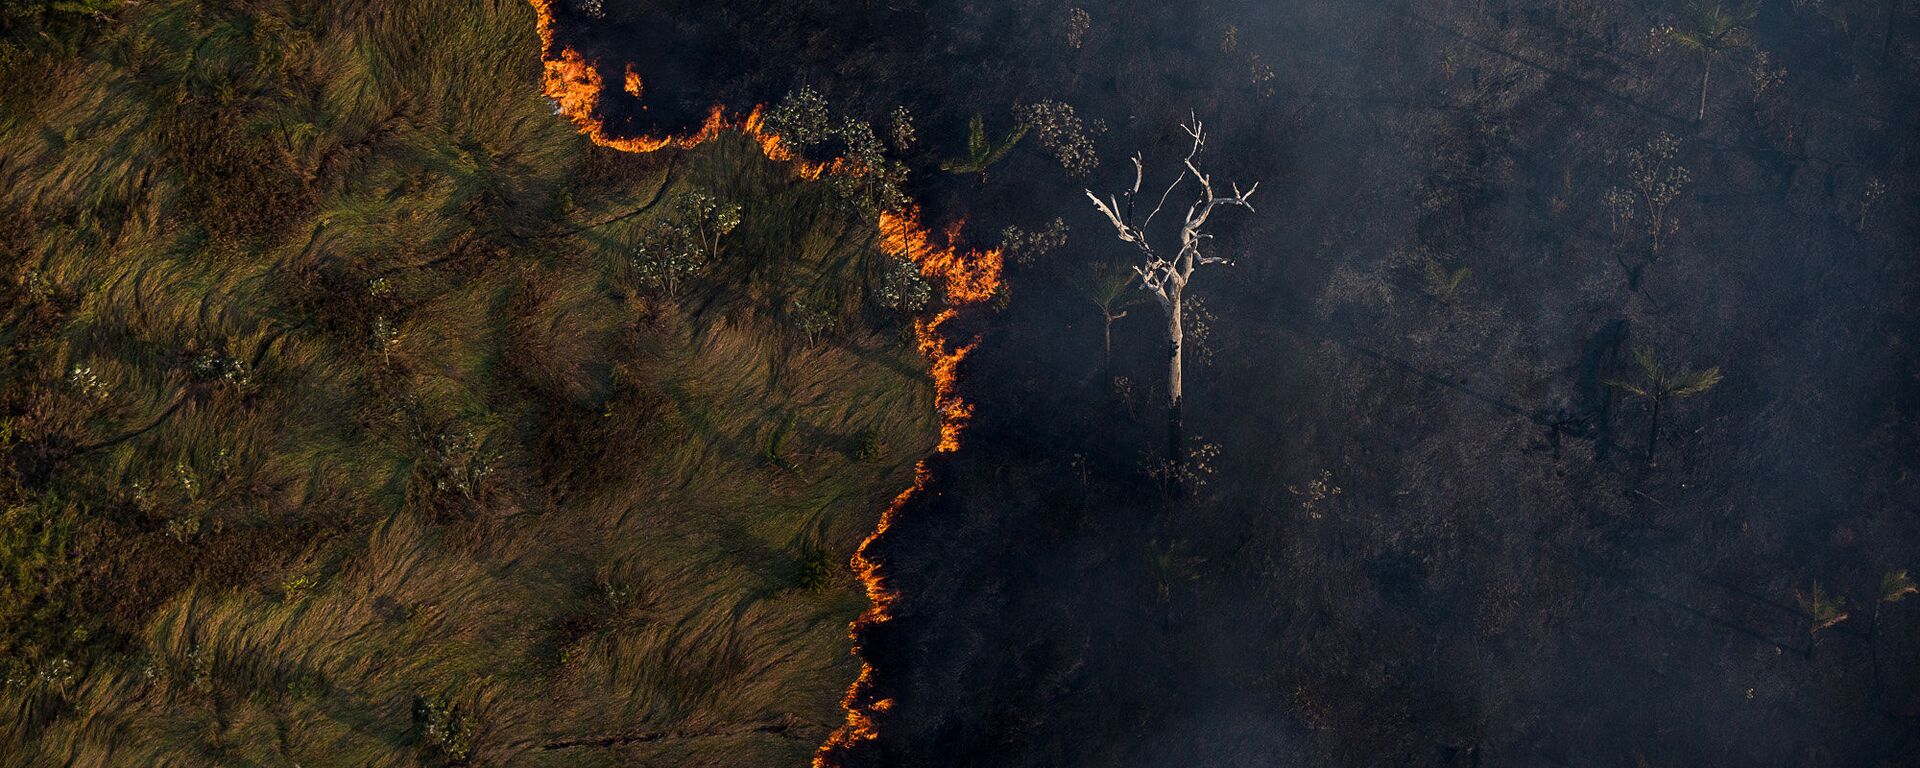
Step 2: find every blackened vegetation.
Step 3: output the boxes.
[554,0,1920,765]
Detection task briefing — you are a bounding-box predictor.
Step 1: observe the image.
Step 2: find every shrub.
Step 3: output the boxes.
[793,546,834,592]
[871,257,931,314]
[631,192,742,296]
[413,693,473,762]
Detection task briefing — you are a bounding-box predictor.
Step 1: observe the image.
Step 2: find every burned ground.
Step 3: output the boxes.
[4,0,1919,765]
[550,0,1920,765]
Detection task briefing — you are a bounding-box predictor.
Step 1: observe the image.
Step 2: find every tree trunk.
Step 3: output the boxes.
[1886,0,1900,61]
[1696,52,1713,123]
[1870,603,1883,701]
[1166,291,1185,466]
[1646,396,1663,464]
[1102,311,1115,370]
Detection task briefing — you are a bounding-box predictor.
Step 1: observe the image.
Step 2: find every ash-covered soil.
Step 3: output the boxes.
[561,0,1920,765]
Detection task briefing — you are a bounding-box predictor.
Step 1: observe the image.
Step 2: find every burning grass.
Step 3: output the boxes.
[523,3,1007,763]
[0,0,945,764]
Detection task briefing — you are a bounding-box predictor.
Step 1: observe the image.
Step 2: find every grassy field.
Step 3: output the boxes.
[0,1,937,764]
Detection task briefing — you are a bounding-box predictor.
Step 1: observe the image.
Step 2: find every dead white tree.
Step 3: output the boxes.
[1086,114,1257,460]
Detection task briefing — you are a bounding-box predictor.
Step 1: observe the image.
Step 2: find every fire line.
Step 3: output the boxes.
[527,2,1003,764]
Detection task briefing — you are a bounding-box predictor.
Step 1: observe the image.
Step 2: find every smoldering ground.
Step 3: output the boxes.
[551,0,1920,765]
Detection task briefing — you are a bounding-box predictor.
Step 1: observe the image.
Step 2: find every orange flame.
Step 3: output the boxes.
[527,2,1001,764]
[622,65,644,98]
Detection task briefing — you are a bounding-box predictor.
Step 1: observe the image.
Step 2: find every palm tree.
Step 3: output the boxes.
[1608,346,1722,462]
[1069,260,1146,370]
[1871,569,1917,695]
[1666,1,1753,123]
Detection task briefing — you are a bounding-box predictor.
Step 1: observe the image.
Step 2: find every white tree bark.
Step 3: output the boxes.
[1085,114,1257,420]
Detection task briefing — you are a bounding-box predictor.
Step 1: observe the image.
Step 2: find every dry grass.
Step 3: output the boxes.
[0,1,935,764]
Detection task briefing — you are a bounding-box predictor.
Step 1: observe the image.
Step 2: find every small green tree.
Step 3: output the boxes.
[1068,260,1145,369]
[871,257,932,314]
[1608,346,1721,462]
[631,192,741,296]
[1663,1,1753,122]
[762,86,832,148]
[829,117,909,214]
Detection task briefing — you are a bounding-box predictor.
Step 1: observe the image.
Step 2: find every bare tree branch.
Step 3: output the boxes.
[1082,112,1261,414]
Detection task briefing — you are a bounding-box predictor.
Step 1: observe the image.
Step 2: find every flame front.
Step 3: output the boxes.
[528,3,1000,764]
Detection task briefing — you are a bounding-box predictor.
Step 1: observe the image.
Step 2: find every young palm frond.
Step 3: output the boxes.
[1795,580,1850,637]
[1611,346,1723,399]
[941,114,1028,175]
[1882,569,1918,605]
[1423,259,1471,304]
[1668,0,1751,53]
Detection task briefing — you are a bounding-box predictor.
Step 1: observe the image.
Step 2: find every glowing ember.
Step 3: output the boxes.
[526,2,1002,763]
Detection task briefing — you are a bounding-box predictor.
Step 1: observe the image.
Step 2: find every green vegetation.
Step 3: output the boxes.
[0,0,938,764]
[941,113,1029,175]
[1422,258,1470,305]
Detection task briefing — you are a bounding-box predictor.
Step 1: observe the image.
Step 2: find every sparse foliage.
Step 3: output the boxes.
[1017,99,1102,177]
[1182,295,1216,368]
[1144,438,1221,494]
[65,365,109,402]
[1859,178,1887,232]
[1064,7,1091,49]
[1000,218,1070,266]
[632,192,742,296]
[790,299,835,347]
[189,349,254,391]
[887,105,917,150]
[829,117,910,213]
[1288,469,1343,519]
[1606,133,1691,288]
[424,429,499,502]
[414,694,473,762]
[372,317,404,366]
[1747,50,1786,96]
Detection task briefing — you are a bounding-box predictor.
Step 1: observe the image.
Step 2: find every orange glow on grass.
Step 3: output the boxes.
[528,3,1001,762]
